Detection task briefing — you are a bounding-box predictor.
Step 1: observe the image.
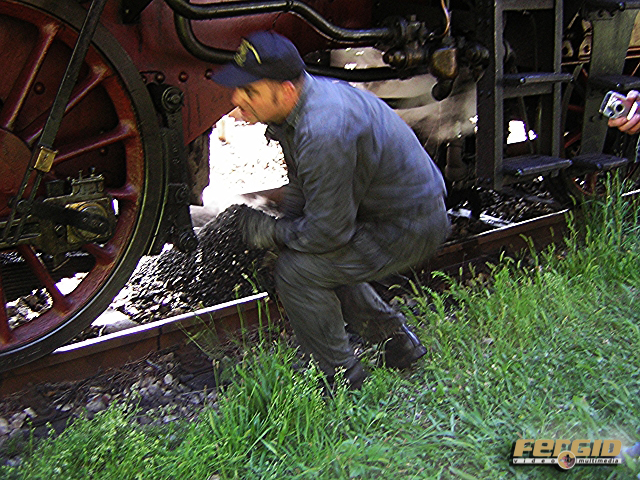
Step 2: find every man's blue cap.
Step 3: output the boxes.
[211,31,306,87]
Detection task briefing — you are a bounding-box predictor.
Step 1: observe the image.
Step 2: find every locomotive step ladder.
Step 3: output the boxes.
[475,0,640,189]
[588,74,640,93]
[579,0,640,156]
[569,153,630,172]
[502,155,572,180]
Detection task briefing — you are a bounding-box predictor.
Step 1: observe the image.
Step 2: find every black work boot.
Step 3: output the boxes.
[322,360,368,395]
[383,324,427,369]
[344,361,368,390]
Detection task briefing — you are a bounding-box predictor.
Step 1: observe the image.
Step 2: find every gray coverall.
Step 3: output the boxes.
[268,73,449,376]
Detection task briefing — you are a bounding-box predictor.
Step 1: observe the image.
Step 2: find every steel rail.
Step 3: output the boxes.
[0,205,582,396]
[6,185,640,394]
[0,293,279,396]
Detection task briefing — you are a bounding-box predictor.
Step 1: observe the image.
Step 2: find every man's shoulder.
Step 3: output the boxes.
[298,75,376,132]
[304,75,349,109]
[297,77,346,130]
[306,74,374,104]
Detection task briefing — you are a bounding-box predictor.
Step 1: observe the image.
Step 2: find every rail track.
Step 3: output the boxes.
[0,202,580,397]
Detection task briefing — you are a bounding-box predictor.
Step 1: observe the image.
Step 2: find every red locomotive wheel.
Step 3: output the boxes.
[0,0,164,371]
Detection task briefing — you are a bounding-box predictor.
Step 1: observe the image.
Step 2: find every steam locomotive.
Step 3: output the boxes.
[1,0,638,371]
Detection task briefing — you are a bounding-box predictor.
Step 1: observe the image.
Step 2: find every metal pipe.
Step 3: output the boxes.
[174,15,413,81]
[173,14,233,64]
[164,0,394,43]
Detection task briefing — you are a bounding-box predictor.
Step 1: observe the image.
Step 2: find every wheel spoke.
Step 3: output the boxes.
[0,22,60,130]
[108,184,140,202]
[564,131,581,150]
[55,121,135,163]
[0,275,11,344]
[17,245,71,312]
[20,65,109,146]
[0,0,159,371]
[82,243,117,265]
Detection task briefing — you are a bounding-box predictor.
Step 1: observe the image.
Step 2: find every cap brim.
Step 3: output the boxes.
[210,63,262,87]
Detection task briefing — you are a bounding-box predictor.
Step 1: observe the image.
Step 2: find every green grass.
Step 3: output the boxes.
[2,184,640,479]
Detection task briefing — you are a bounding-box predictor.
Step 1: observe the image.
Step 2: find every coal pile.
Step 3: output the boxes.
[448,216,494,239]
[108,205,275,328]
[71,183,561,341]
[480,183,561,222]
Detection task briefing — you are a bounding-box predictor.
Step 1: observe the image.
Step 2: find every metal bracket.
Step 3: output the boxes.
[147,83,198,255]
[121,0,153,24]
[33,146,57,173]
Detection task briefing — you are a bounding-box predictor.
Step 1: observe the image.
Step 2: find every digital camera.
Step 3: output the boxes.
[599,91,638,120]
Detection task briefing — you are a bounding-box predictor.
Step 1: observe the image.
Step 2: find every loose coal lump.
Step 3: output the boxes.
[68,183,559,343]
[69,205,276,342]
[129,204,275,312]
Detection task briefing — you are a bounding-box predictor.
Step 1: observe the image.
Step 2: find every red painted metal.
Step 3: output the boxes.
[95,0,375,144]
[17,245,70,312]
[0,130,32,212]
[0,22,60,130]
[21,66,109,146]
[0,1,147,356]
[55,121,135,163]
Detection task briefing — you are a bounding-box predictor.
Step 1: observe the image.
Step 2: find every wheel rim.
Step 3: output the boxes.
[0,0,163,370]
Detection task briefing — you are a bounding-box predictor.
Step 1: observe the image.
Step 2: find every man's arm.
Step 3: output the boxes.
[275,128,364,253]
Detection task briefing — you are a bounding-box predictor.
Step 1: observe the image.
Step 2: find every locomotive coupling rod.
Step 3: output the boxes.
[1,0,109,245]
[34,201,112,236]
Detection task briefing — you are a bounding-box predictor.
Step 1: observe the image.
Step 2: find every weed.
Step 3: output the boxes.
[3,183,639,479]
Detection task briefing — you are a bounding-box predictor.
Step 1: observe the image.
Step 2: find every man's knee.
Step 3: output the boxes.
[274,249,334,290]
[274,253,297,293]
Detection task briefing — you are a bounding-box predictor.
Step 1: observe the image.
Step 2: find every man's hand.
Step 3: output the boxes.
[608,90,640,134]
[239,207,278,250]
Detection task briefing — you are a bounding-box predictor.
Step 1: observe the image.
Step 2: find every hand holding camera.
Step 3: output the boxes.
[600,91,638,119]
[601,90,640,134]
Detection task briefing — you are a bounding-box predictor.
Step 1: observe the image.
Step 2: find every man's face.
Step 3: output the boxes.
[231,79,288,124]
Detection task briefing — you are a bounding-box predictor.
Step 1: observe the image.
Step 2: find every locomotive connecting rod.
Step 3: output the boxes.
[2,0,109,244]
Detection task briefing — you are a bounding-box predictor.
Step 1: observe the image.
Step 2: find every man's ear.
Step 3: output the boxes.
[281,80,298,102]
